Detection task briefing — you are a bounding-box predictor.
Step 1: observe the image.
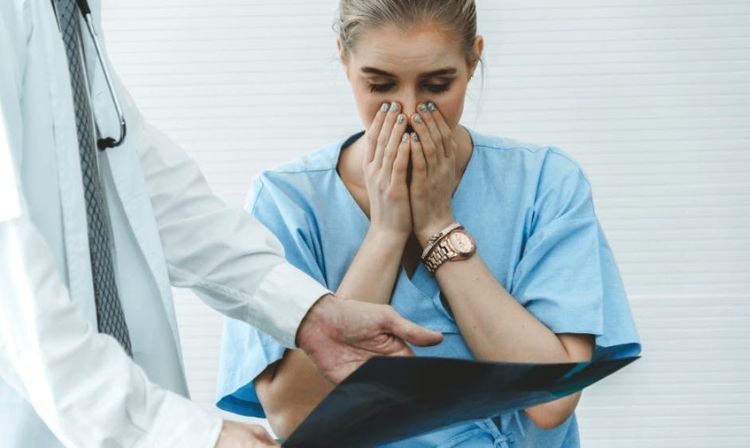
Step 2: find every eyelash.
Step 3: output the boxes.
[368,82,452,94]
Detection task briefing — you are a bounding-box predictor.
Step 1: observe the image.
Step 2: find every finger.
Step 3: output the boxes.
[418,102,444,158]
[391,132,411,186]
[410,132,427,180]
[384,308,444,347]
[375,102,401,167]
[430,104,455,158]
[410,113,437,168]
[382,113,407,177]
[365,102,389,164]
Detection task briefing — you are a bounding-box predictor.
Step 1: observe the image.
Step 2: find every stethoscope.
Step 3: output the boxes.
[55,0,127,150]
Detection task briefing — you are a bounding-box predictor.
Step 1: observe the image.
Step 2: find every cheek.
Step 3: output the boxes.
[438,86,467,130]
[351,81,383,129]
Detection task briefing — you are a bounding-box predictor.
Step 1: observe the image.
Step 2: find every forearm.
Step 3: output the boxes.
[255,349,332,439]
[434,254,593,428]
[256,228,407,437]
[136,121,326,348]
[336,228,407,303]
[435,255,587,363]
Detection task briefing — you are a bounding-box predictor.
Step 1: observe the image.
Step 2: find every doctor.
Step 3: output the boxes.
[0,1,442,447]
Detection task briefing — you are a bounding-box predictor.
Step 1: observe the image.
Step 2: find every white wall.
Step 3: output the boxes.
[102,1,750,446]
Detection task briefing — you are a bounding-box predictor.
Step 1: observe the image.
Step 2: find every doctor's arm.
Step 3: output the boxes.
[0,64,238,448]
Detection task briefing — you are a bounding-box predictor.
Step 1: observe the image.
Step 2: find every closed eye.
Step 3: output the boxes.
[422,79,454,94]
[369,83,396,93]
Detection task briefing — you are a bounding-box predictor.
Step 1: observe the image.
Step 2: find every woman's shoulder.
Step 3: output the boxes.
[471,130,582,169]
[248,135,353,212]
[261,140,341,179]
[469,129,589,184]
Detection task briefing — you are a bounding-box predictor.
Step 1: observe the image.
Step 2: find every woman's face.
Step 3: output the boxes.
[340,22,482,133]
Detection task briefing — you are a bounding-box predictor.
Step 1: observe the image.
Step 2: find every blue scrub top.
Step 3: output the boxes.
[216,129,641,447]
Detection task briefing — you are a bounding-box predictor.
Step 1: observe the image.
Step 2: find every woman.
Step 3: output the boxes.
[217,1,640,446]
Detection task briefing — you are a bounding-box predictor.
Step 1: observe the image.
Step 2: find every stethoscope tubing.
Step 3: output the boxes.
[76,0,127,149]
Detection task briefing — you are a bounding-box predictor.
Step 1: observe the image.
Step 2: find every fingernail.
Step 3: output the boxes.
[402,133,409,142]
[413,114,423,124]
[418,103,428,113]
[380,103,389,113]
[397,114,405,124]
[390,102,400,113]
[412,133,419,142]
[427,102,437,112]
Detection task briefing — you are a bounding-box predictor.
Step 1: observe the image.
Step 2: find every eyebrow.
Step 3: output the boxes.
[361,67,458,78]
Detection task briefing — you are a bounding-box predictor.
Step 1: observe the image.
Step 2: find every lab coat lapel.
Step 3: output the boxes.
[76,1,183,349]
[41,1,98,324]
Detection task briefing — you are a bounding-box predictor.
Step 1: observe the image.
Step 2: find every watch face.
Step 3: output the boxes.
[450,232,475,254]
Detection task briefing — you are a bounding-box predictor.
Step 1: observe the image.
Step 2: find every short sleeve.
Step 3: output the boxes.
[217,175,327,417]
[510,150,640,360]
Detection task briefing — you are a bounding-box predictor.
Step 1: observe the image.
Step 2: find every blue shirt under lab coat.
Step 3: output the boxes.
[216,129,641,447]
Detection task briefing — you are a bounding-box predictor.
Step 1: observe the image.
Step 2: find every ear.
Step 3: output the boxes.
[468,35,485,76]
[337,38,352,80]
[337,38,349,67]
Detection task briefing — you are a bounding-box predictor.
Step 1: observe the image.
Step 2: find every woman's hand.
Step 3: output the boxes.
[362,102,413,241]
[408,102,459,247]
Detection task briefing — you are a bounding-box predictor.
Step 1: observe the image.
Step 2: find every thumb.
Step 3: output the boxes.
[385,311,443,347]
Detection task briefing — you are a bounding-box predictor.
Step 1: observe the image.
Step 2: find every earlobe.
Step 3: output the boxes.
[336,38,347,64]
[470,35,485,74]
[474,35,485,59]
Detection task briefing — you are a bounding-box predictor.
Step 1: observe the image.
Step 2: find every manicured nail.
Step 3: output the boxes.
[418,103,428,113]
[397,114,405,124]
[413,114,423,124]
[380,103,389,113]
[412,133,419,142]
[390,102,400,113]
[426,102,437,112]
[402,133,409,142]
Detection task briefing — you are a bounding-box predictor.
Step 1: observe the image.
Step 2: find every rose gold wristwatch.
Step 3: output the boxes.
[422,225,477,274]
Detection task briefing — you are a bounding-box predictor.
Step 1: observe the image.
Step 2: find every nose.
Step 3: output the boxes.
[393,89,423,118]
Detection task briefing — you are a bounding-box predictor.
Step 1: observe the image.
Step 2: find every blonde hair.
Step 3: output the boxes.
[336,0,479,62]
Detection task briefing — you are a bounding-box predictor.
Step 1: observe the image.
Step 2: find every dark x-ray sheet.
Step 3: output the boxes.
[284,355,638,447]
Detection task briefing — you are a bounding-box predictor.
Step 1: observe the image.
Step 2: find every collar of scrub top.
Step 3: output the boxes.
[51,0,127,150]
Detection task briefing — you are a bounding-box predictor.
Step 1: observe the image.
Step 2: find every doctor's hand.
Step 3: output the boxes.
[409,102,460,247]
[363,102,413,240]
[215,421,279,447]
[296,294,443,383]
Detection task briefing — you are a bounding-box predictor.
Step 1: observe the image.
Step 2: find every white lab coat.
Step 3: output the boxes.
[0,1,329,446]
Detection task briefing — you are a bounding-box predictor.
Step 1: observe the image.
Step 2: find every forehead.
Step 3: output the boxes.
[349,23,465,74]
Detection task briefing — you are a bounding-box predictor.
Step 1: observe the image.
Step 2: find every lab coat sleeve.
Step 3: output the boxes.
[0,220,223,448]
[0,9,222,447]
[121,76,330,350]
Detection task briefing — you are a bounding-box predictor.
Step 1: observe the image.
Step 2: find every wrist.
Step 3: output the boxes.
[366,226,410,248]
[416,218,456,248]
[295,293,337,350]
